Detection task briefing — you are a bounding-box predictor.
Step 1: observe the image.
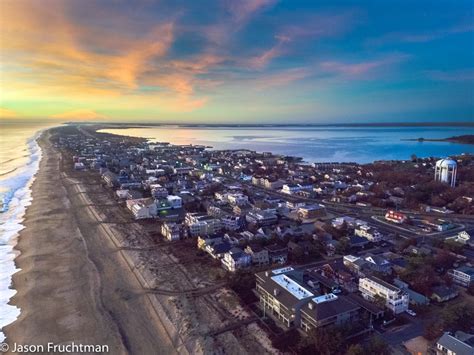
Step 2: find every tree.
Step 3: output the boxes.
[345,344,364,355]
[423,321,444,341]
[308,326,344,355]
[467,283,474,296]
[442,303,474,331]
[336,238,350,255]
[365,336,391,355]
[433,249,456,271]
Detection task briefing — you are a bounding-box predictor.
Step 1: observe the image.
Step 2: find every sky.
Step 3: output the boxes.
[0,0,473,124]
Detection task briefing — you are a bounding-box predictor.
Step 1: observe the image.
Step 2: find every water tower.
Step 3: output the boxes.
[434,158,457,187]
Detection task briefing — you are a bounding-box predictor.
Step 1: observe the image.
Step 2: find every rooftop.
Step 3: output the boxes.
[271,274,314,300]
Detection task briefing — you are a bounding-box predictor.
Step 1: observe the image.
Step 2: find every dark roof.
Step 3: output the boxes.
[347,293,385,316]
[301,295,360,322]
[437,333,474,355]
[367,276,400,293]
[350,236,369,245]
[432,285,458,298]
[212,242,232,254]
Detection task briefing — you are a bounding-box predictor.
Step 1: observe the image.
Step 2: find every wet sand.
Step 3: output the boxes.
[4,131,179,354]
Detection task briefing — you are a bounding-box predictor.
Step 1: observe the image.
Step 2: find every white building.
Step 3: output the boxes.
[166,195,182,209]
[282,184,301,195]
[126,198,157,220]
[435,158,457,187]
[161,222,182,241]
[354,225,383,242]
[359,276,409,314]
[185,213,222,237]
[221,215,243,231]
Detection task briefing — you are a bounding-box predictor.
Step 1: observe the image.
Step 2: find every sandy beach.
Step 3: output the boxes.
[3,131,178,354]
[3,127,278,355]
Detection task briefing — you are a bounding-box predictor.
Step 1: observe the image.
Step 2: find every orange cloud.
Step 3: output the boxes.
[50,109,108,121]
[0,107,19,118]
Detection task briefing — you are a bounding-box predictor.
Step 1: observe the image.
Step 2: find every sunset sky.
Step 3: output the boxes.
[0,0,473,123]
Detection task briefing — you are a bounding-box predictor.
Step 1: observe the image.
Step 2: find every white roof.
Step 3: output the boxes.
[272,266,294,275]
[436,158,457,168]
[271,274,314,300]
[312,293,338,304]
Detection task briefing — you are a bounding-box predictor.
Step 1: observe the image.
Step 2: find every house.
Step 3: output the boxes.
[244,244,269,265]
[185,213,222,237]
[385,210,407,224]
[343,255,369,276]
[297,204,326,220]
[450,266,474,287]
[446,231,473,247]
[222,247,251,272]
[436,331,474,355]
[265,244,288,264]
[354,225,383,242]
[197,235,223,250]
[431,285,459,303]
[161,222,183,241]
[359,276,409,314]
[404,245,432,256]
[349,235,370,249]
[300,294,360,332]
[221,215,245,231]
[393,279,430,305]
[102,171,117,187]
[206,241,232,259]
[364,254,391,274]
[282,183,301,195]
[246,209,278,226]
[126,198,157,219]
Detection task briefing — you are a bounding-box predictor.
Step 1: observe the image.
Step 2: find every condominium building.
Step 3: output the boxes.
[255,267,313,327]
[359,276,409,314]
[300,294,360,332]
[256,267,360,330]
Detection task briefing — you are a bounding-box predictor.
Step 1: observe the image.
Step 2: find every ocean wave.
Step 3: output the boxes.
[0,128,43,341]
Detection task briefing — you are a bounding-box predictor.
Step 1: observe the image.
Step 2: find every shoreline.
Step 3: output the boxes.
[0,129,43,342]
[95,125,474,165]
[3,130,179,354]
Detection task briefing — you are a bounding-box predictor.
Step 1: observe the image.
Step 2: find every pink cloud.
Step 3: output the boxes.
[226,0,277,25]
[247,35,290,69]
[320,54,410,77]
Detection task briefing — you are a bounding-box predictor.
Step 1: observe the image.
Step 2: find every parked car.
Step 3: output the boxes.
[406,309,416,317]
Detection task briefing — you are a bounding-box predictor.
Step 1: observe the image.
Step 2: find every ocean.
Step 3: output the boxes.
[98,125,474,163]
[0,121,53,341]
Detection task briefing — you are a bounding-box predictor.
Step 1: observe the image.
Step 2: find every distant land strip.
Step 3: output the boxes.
[402,135,474,145]
[66,121,474,128]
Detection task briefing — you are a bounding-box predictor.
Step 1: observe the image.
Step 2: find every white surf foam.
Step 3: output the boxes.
[0,130,43,341]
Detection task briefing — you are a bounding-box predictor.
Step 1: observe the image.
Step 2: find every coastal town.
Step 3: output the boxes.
[53,124,474,354]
